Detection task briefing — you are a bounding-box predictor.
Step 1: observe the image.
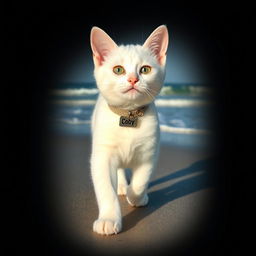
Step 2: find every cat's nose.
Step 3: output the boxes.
[127,76,139,86]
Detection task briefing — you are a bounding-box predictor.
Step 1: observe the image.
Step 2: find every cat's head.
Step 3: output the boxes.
[90,25,169,109]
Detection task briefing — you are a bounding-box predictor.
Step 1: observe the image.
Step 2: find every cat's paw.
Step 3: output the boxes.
[117,183,127,196]
[126,193,149,207]
[93,218,122,235]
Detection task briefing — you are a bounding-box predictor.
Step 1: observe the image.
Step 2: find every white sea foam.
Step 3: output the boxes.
[72,108,83,114]
[159,85,213,95]
[50,85,212,97]
[51,99,212,107]
[49,84,214,98]
[169,119,186,127]
[188,86,212,95]
[160,124,211,135]
[50,88,99,96]
[155,99,212,107]
[56,118,91,125]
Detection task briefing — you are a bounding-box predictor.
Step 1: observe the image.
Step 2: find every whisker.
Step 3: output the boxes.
[140,87,155,101]
[142,86,158,95]
[145,91,154,101]
[139,85,158,98]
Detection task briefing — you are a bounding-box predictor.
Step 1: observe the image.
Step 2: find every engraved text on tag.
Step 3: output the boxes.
[119,116,138,127]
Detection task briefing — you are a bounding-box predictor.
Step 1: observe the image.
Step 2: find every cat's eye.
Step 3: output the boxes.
[140,65,151,74]
[113,65,125,75]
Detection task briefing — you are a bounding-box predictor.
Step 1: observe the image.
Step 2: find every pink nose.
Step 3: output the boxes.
[127,76,139,86]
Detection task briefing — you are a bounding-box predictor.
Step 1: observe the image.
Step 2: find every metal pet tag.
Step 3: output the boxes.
[119,116,138,127]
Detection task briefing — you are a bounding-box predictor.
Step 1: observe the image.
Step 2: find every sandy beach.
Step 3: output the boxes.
[45,133,218,255]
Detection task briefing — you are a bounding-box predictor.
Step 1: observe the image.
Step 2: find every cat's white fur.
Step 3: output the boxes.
[90,25,169,235]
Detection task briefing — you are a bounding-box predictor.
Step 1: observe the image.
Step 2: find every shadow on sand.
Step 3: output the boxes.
[122,158,217,232]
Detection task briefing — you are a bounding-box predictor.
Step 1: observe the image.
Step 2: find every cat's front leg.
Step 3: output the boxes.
[91,151,122,235]
[126,163,154,207]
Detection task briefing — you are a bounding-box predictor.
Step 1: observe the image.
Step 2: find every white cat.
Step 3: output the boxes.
[90,25,169,235]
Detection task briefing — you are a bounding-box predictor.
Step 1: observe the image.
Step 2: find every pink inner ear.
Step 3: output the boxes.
[143,25,169,65]
[90,27,118,66]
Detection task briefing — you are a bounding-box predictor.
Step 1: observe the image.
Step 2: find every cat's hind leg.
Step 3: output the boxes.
[126,163,154,207]
[117,168,128,196]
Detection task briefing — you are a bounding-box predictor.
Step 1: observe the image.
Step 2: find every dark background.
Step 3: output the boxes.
[5,3,253,255]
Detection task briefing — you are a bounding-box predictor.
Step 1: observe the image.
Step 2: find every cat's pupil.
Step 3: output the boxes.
[140,65,151,74]
[113,65,125,75]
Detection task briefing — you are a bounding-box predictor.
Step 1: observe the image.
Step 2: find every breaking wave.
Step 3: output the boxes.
[50,99,212,107]
[50,85,213,97]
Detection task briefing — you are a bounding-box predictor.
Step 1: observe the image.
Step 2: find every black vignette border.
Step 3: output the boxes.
[5,5,252,255]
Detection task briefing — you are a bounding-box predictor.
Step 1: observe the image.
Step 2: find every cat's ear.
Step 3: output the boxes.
[143,25,169,66]
[90,27,118,67]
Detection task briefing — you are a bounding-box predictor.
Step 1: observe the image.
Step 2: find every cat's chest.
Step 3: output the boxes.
[114,123,158,167]
[102,107,158,142]
[93,97,159,145]
[92,100,159,166]
[98,117,156,147]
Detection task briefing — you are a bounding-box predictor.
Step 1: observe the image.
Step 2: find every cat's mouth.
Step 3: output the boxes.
[122,87,141,94]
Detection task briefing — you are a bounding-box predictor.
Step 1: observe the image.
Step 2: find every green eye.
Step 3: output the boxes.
[140,65,151,74]
[113,65,125,75]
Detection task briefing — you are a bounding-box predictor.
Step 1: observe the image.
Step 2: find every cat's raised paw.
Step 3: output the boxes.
[93,219,122,235]
[117,184,127,196]
[126,193,149,207]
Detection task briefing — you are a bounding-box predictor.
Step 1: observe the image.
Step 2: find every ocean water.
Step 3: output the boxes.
[48,82,216,148]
